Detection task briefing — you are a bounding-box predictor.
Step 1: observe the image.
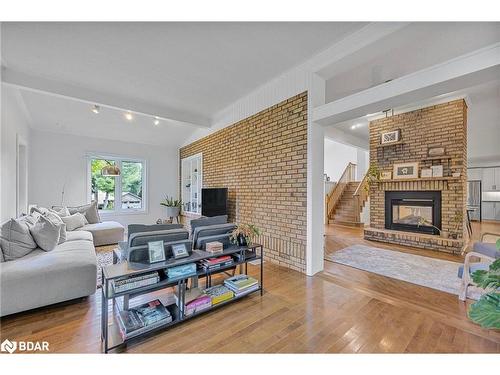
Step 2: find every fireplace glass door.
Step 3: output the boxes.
[392,203,433,226]
[385,191,441,235]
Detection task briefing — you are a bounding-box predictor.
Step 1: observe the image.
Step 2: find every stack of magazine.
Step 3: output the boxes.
[116,299,172,340]
[112,271,159,293]
[223,274,259,297]
[198,255,233,271]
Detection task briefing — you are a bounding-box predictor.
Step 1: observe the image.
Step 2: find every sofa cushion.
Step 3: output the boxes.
[472,242,500,259]
[29,215,61,251]
[190,215,228,236]
[0,217,38,261]
[0,238,97,317]
[54,202,100,224]
[62,213,88,231]
[81,221,124,246]
[66,230,94,242]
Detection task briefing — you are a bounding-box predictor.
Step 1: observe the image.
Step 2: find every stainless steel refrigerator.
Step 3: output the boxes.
[467,180,482,221]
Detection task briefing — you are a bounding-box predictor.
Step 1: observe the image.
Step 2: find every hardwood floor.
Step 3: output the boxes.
[1,221,499,353]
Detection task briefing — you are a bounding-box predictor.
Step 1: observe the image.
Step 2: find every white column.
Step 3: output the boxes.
[356,147,368,180]
[306,73,325,276]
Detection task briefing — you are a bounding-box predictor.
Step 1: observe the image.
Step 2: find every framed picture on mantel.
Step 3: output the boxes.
[393,162,419,179]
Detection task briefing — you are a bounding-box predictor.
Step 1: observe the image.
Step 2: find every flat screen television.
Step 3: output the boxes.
[201,188,228,217]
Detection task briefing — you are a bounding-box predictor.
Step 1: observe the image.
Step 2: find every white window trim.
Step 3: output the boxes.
[86,153,148,216]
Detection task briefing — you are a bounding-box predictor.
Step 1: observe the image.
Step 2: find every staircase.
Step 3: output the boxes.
[325,163,369,227]
[329,182,362,226]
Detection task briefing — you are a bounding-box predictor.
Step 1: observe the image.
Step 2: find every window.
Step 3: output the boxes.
[88,155,146,213]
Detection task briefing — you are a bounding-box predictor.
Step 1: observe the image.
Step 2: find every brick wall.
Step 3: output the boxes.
[179,92,308,272]
[366,99,467,253]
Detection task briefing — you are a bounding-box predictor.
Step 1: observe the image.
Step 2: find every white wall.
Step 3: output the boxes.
[1,87,31,222]
[468,95,500,167]
[29,129,178,228]
[324,138,369,182]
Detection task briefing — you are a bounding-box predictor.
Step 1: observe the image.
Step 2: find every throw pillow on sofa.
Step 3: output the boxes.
[30,207,67,244]
[50,206,70,217]
[0,217,38,261]
[29,215,61,251]
[53,201,100,224]
[61,212,88,231]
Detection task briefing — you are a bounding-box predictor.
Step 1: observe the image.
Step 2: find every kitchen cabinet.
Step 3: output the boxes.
[481,167,500,191]
[482,202,495,220]
[496,202,500,221]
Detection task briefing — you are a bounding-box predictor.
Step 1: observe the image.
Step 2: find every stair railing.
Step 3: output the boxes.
[352,170,370,223]
[326,162,357,221]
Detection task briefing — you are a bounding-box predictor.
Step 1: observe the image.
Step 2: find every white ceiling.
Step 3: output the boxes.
[324,22,500,101]
[1,22,365,119]
[17,88,196,147]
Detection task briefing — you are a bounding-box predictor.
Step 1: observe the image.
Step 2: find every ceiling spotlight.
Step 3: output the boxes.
[125,112,133,121]
[92,105,100,114]
[154,117,160,126]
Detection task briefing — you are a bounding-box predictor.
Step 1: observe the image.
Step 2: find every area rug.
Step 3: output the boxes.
[95,247,114,288]
[328,244,479,298]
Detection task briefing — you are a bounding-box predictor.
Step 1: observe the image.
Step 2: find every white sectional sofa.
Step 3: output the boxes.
[0,230,97,317]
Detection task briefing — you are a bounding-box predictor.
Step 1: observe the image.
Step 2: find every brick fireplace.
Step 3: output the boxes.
[364,100,467,254]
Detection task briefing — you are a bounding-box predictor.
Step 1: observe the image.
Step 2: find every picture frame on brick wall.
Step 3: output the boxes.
[393,162,419,179]
[380,129,401,144]
[380,171,392,180]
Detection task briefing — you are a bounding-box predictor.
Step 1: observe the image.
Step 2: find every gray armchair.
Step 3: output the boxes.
[458,232,500,301]
[119,223,191,263]
[189,215,236,250]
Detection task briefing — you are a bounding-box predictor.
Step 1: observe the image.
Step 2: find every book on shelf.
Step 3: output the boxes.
[230,283,260,297]
[116,299,172,340]
[199,260,234,271]
[224,274,258,293]
[166,263,197,279]
[204,285,234,305]
[184,295,212,316]
[114,271,159,286]
[205,241,223,254]
[112,272,160,293]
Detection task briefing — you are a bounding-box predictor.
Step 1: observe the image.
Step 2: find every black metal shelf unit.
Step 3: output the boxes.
[100,244,264,353]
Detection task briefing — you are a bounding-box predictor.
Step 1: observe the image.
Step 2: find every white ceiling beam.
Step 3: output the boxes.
[307,22,410,78]
[313,43,500,126]
[1,68,211,128]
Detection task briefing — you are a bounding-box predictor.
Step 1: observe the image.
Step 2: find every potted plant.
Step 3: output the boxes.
[364,165,381,192]
[160,196,182,219]
[468,247,500,329]
[230,224,261,247]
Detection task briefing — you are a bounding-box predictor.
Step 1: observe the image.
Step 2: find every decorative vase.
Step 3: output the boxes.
[441,231,449,239]
[165,206,180,219]
[237,234,247,247]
